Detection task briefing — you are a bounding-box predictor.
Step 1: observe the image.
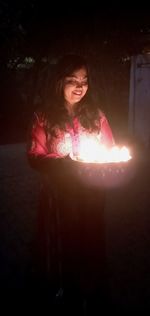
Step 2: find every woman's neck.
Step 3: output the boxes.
[65,103,76,117]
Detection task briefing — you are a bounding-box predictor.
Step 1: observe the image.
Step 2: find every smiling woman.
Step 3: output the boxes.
[27,53,114,313]
[63,68,88,113]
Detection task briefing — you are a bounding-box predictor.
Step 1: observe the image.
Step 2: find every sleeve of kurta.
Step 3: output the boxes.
[100,115,115,147]
[27,112,63,173]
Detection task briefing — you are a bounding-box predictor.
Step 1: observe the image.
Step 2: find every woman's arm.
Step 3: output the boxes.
[27,112,63,174]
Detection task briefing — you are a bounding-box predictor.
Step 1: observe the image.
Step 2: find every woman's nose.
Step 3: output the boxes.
[76,82,83,88]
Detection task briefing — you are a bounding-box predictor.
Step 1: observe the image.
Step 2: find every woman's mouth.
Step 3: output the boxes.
[73,91,82,96]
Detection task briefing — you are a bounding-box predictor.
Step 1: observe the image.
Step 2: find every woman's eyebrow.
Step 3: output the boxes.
[67,75,88,79]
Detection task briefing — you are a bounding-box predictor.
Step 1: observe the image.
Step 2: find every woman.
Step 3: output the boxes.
[27,54,114,313]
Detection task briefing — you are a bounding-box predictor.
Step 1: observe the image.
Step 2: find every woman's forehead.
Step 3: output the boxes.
[67,67,88,79]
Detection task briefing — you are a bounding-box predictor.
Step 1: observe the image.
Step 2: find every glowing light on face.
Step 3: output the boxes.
[64,67,88,106]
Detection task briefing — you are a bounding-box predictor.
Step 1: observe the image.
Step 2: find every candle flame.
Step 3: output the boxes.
[70,135,132,163]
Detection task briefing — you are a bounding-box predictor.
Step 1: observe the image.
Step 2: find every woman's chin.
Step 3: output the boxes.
[72,96,82,103]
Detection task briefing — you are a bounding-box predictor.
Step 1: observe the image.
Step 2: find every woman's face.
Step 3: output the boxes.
[63,67,88,107]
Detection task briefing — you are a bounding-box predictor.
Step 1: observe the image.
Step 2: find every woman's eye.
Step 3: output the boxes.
[66,80,88,86]
[70,80,77,85]
[65,80,76,85]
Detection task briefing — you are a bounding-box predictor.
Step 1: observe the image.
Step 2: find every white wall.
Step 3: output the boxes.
[129,53,150,148]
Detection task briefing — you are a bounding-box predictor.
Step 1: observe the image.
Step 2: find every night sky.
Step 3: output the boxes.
[0,1,150,143]
[1,2,150,51]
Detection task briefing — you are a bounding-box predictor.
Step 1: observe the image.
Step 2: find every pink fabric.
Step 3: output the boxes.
[28,112,115,159]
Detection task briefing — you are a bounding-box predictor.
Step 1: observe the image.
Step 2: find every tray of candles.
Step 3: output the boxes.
[66,145,134,188]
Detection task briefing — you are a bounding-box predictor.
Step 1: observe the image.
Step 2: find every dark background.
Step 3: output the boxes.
[0,2,150,144]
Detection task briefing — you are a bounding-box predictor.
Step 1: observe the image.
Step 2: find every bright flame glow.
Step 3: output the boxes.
[70,135,132,163]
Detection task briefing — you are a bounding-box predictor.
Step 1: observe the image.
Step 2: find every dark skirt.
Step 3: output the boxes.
[35,161,109,310]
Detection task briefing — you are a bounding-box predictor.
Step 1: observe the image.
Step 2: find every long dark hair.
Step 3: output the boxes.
[43,54,102,135]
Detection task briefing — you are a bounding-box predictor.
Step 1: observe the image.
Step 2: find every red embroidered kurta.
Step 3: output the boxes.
[27,111,115,167]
